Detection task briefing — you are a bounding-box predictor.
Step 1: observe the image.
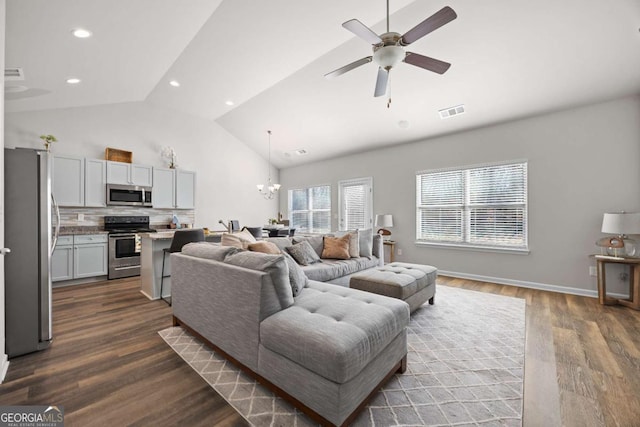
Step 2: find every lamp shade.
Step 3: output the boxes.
[602,212,640,235]
[375,214,393,228]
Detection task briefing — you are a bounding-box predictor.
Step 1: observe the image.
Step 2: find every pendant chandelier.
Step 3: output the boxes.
[256,130,280,199]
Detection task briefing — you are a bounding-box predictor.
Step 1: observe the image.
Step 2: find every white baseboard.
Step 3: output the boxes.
[0,353,9,383]
[438,270,630,300]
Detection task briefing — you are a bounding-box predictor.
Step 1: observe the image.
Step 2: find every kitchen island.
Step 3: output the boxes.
[139,230,223,300]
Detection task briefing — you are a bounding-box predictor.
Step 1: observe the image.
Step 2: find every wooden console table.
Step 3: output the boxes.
[594,255,640,310]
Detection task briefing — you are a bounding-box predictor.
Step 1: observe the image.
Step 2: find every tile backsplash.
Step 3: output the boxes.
[57,207,195,229]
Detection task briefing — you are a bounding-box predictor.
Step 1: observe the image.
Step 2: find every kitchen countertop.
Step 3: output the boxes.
[141,230,224,240]
[58,227,109,236]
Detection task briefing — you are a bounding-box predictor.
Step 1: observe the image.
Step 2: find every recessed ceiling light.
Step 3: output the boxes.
[169,80,180,87]
[66,78,81,84]
[398,120,410,129]
[225,100,234,106]
[72,28,92,38]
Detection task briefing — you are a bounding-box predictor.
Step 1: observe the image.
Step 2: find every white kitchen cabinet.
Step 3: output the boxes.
[52,234,108,282]
[85,159,107,207]
[52,155,85,206]
[152,168,175,208]
[51,236,74,282]
[176,170,196,209]
[106,161,153,186]
[152,168,195,209]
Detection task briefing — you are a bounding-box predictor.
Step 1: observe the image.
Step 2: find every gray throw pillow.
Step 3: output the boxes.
[224,251,294,309]
[286,241,321,266]
[181,242,240,261]
[264,237,293,251]
[282,252,308,296]
[359,228,374,257]
[292,235,324,257]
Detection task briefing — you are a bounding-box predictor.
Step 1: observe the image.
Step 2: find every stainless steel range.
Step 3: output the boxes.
[105,216,156,279]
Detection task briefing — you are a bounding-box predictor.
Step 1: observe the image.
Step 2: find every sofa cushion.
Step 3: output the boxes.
[286,241,321,266]
[248,241,281,255]
[221,230,257,249]
[282,252,308,296]
[336,230,360,258]
[181,242,239,261]
[292,235,324,257]
[301,257,379,282]
[321,235,351,260]
[224,251,294,309]
[358,228,374,258]
[260,281,409,384]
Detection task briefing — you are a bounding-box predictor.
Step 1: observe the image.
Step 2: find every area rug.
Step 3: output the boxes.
[159,285,525,426]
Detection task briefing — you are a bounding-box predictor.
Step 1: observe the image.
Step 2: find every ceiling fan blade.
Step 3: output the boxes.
[324,56,373,79]
[401,6,457,45]
[374,67,388,97]
[342,19,382,45]
[404,52,451,74]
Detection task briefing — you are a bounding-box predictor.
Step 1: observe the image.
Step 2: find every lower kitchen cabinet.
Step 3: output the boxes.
[52,234,108,282]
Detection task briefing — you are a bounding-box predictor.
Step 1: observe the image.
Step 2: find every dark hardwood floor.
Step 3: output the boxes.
[1,276,639,426]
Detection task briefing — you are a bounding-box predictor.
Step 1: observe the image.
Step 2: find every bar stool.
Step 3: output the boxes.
[160,229,205,306]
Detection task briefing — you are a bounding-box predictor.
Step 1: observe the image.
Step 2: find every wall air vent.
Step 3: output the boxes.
[5,67,25,81]
[438,104,465,119]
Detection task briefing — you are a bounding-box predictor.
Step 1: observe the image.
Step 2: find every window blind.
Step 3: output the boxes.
[343,184,366,230]
[417,161,528,250]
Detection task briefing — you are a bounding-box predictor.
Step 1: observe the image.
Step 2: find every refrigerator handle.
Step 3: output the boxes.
[51,193,60,256]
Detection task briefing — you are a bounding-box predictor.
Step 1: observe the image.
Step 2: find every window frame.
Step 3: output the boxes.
[288,184,332,234]
[415,160,529,254]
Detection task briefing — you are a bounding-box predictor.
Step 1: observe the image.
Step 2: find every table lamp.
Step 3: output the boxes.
[375,214,393,240]
[601,212,640,257]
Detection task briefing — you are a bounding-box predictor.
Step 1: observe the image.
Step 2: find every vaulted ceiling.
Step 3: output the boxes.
[5,0,640,167]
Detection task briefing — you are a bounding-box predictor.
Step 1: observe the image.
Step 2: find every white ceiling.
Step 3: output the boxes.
[5,0,640,168]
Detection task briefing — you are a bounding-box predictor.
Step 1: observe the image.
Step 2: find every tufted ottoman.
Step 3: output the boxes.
[350,262,437,313]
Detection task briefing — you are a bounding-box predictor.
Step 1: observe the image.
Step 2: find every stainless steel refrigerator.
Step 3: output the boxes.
[4,148,60,358]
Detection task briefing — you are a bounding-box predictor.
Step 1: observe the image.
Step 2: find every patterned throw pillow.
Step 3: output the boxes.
[282,252,308,296]
[248,241,281,255]
[321,235,351,260]
[286,241,321,266]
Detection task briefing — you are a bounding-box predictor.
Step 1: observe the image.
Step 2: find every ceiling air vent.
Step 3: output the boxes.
[438,104,465,119]
[294,149,308,156]
[5,68,25,81]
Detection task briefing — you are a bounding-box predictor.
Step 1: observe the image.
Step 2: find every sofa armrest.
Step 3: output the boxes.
[372,234,384,266]
[171,253,280,371]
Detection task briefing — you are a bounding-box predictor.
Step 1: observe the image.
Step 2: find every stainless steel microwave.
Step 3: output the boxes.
[107,184,152,207]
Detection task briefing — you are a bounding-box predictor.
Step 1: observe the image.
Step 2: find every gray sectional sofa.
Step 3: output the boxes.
[171,243,409,426]
[264,232,384,286]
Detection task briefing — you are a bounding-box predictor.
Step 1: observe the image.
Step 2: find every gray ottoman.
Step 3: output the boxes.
[350,262,437,313]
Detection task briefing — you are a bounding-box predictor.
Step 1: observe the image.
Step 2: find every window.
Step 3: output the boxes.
[288,185,331,233]
[416,161,528,251]
[338,177,373,231]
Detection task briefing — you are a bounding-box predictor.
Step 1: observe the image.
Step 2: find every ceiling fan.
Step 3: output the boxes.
[325,1,457,102]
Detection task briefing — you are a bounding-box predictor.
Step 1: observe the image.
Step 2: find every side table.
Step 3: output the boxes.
[383,240,396,263]
[594,255,640,310]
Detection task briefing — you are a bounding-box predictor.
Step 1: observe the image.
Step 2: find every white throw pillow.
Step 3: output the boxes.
[221,229,257,249]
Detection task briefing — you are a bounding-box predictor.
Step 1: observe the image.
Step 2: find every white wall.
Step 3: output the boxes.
[0,0,8,382]
[280,96,640,295]
[5,101,280,229]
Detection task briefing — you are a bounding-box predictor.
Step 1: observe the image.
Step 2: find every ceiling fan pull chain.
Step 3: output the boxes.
[387,75,392,108]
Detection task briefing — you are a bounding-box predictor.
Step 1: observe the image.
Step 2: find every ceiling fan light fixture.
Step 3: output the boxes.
[373,45,405,69]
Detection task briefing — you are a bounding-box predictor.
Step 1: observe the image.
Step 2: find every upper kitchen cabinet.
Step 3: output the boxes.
[85,159,107,207]
[106,161,152,187]
[176,170,196,209]
[52,155,85,206]
[152,168,195,209]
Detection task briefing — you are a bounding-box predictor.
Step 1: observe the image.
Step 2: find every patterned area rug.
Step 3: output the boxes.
[159,285,525,426]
